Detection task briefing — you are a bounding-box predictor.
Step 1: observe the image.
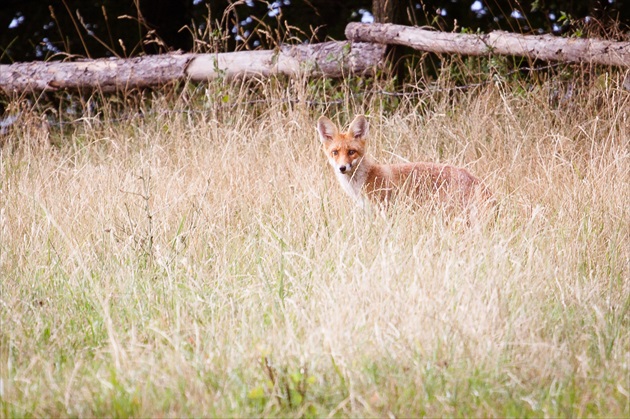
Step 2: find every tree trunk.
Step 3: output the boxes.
[371,0,401,24]
[345,23,630,67]
[0,41,385,94]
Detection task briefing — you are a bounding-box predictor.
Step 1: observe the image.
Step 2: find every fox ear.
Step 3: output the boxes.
[348,115,368,139]
[317,116,338,143]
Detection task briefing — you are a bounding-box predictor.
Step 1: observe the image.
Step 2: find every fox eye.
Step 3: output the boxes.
[332,150,339,156]
[348,150,356,156]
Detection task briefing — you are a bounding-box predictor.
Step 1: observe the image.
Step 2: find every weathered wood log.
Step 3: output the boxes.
[186,41,384,80]
[346,23,630,67]
[0,41,385,94]
[0,54,189,94]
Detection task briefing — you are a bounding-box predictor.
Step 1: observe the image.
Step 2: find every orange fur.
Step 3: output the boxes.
[317,115,493,214]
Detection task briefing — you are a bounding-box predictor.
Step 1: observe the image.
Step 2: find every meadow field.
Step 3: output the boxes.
[1,71,628,416]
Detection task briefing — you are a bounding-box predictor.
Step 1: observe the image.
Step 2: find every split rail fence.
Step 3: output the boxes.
[1,23,629,94]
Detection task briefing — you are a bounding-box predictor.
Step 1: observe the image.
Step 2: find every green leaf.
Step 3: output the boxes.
[247,386,265,400]
[290,371,302,384]
[290,390,303,406]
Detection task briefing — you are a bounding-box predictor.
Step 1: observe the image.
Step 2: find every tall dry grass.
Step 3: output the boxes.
[0,72,628,417]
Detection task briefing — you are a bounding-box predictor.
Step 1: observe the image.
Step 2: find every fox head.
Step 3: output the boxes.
[317,115,369,176]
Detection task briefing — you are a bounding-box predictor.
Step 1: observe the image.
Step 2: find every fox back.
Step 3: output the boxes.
[317,115,493,214]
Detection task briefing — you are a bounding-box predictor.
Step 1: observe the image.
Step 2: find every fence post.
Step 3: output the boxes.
[371,0,404,82]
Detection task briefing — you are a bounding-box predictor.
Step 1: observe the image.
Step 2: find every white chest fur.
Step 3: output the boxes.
[334,164,369,208]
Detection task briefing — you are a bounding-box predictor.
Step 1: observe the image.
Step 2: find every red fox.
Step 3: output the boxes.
[317,115,493,216]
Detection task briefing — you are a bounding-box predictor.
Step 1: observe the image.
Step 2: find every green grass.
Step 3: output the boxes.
[1,73,628,417]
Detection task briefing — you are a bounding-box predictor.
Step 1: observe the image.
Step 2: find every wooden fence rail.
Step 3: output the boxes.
[346,23,630,68]
[0,41,385,94]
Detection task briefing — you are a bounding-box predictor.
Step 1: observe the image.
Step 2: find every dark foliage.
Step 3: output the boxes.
[0,0,627,63]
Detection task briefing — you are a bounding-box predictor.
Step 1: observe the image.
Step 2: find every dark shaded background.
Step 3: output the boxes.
[0,0,628,63]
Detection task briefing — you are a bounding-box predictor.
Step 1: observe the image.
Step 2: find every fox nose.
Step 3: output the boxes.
[339,165,347,173]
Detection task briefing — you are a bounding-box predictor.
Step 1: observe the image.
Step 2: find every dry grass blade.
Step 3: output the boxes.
[0,71,628,417]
